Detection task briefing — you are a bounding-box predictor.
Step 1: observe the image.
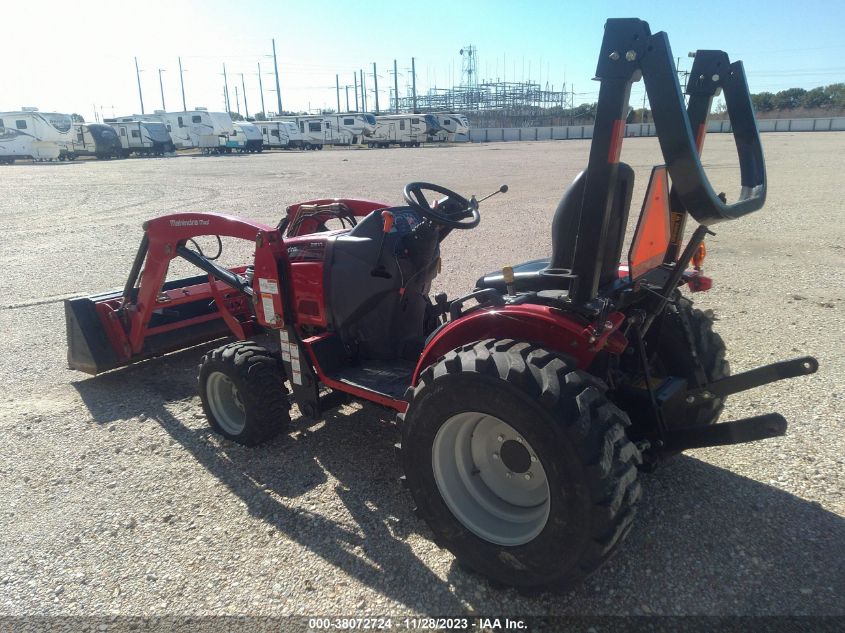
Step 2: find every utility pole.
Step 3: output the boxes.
[345,85,350,112]
[272,38,283,114]
[353,73,359,111]
[158,68,166,110]
[135,57,145,114]
[241,74,249,118]
[360,69,367,112]
[411,57,417,112]
[223,63,230,112]
[393,59,399,113]
[336,75,341,112]
[373,62,379,114]
[235,85,240,115]
[257,63,266,115]
[642,92,647,123]
[178,57,186,111]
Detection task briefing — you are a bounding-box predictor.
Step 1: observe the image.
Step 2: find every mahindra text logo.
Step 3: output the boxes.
[169,219,211,227]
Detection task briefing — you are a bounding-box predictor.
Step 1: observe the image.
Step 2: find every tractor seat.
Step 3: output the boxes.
[475,258,571,293]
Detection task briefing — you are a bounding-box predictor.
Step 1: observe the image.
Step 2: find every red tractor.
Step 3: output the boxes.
[66,19,817,589]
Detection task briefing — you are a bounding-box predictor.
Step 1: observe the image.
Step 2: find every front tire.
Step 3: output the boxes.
[199,341,290,446]
[401,339,642,589]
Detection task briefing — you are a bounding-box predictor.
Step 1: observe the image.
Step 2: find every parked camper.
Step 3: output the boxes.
[67,123,122,160]
[233,121,263,153]
[272,113,376,148]
[124,109,238,153]
[368,114,442,148]
[328,113,376,144]
[0,108,73,163]
[430,113,469,142]
[256,120,301,149]
[105,118,176,156]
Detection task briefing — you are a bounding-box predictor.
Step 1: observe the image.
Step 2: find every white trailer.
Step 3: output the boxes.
[256,120,301,149]
[233,121,263,153]
[430,113,469,142]
[122,109,239,152]
[327,113,376,144]
[368,114,442,148]
[68,123,123,159]
[104,118,176,156]
[271,113,376,149]
[0,108,74,163]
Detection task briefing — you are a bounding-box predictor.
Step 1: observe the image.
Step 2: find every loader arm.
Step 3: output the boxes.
[66,212,287,375]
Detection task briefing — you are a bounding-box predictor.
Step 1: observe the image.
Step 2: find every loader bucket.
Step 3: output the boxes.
[65,274,246,375]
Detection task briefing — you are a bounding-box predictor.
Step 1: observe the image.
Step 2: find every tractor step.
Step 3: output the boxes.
[660,413,787,451]
[327,361,415,400]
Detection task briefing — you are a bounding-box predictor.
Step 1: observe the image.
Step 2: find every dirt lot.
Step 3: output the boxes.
[0,134,843,620]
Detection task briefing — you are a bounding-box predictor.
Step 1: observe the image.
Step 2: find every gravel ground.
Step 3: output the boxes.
[0,134,843,620]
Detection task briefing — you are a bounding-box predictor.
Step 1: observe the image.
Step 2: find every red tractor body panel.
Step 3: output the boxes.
[411,305,628,385]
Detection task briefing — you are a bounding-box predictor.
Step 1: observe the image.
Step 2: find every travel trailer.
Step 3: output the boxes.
[67,123,123,159]
[0,108,74,163]
[105,118,176,156]
[368,114,442,147]
[123,109,237,152]
[233,121,264,152]
[430,113,469,142]
[256,120,301,149]
[329,113,376,144]
[272,113,376,148]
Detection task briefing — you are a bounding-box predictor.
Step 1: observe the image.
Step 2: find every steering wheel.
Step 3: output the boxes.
[403,182,480,230]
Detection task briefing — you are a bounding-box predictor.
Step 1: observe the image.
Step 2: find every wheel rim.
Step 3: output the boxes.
[206,371,246,435]
[432,412,550,546]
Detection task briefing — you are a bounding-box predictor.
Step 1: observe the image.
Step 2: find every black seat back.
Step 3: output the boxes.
[543,164,634,291]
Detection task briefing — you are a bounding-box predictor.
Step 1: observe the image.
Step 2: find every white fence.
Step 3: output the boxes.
[466,117,845,143]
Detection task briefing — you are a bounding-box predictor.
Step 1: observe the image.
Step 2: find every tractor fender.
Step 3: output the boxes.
[411,304,627,385]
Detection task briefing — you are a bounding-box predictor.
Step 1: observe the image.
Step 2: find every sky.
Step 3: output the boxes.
[1,0,843,121]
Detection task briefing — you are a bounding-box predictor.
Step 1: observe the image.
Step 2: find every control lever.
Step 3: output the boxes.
[435,292,449,323]
[475,184,508,204]
[371,210,394,278]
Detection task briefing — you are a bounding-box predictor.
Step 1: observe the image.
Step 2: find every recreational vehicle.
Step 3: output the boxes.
[233,121,263,153]
[368,114,442,148]
[328,113,376,144]
[271,113,376,148]
[105,118,176,156]
[430,113,469,142]
[125,109,238,152]
[0,109,74,163]
[256,120,301,149]
[67,123,123,160]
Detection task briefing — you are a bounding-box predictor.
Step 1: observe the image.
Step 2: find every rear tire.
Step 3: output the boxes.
[199,341,290,446]
[656,294,730,427]
[401,339,642,589]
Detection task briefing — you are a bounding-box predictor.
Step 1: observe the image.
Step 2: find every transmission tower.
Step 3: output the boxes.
[459,45,478,90]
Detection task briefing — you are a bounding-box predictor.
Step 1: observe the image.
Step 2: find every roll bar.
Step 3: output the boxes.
[641,37,766,224]
[567,19,766,303]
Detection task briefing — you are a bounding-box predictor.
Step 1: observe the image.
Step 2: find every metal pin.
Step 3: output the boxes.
[492,452,499,460]
[497,435,504,442]
[625,50,637,62]
[524,472,533,481]
[609,51,620,61]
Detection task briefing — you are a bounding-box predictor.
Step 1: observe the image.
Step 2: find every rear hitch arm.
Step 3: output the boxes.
[686,356,818,405]
[661,413,787,451]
